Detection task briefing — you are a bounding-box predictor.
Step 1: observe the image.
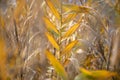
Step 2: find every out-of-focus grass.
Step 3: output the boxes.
[0,0,120,80]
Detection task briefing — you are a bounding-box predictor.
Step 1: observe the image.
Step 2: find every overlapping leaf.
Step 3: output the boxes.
[45,32,60,50]
[45,50,68,80]
[61,40,78,56]
[62,18,82,39]
[44,16,59,35]
[45,0,60,19]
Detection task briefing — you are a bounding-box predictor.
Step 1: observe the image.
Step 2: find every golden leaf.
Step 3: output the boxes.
[45,50,68,80]
[91,70,116,79]
[79,68,116,79]
[61,40,78,56]
[62,18,82,38]
[79,68,92,76]
[45,0,60,19]
[63,4,91,14]
[45,32,60,50]
[43,16,59,35]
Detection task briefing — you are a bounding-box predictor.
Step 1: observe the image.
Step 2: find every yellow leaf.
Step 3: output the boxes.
[0,16,5,28]
[43,16,59,35]
[79,68,92,76]
[45,50,68,80]
[45,32,60,50]
[63,4,91,14]
[45,0,60,19]
[91,70,116,79]
[62,14,77,23]
[61,40,78,56]
[62,18,82,38]
[79,68,116,79]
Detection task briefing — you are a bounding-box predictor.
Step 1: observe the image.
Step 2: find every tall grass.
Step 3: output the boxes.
[0,0,120,80]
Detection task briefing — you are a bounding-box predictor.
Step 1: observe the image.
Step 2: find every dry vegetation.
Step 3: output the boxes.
[0,0,120,80]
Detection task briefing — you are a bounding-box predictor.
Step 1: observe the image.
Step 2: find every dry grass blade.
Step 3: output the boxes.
[45,32,60,50]
[43,16,59,35]
[63,4,91,14]
[45,50,68,80]
[62,18,82,39]
[45,0,60,19]
[61,40,78,56]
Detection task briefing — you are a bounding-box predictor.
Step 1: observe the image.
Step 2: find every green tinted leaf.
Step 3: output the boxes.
[79,68,116,80]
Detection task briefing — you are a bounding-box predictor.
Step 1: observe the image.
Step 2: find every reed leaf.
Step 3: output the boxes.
[44,16,59,35]
[45,0,60,19]
[45,50,68,80]
[62,18,82,39]
[91,70,116,79]
[79,68,116,79]
[61,40,78,56]
[45,32,60,50]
